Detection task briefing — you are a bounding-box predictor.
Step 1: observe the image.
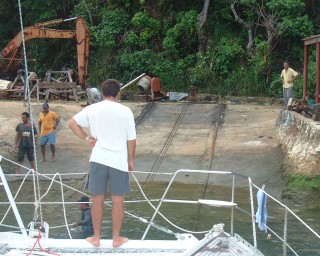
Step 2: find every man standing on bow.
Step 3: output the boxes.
[38,102,60,162]
[68,79,136,248]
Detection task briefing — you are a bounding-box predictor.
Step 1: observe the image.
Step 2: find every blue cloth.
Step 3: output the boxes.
[40,130,56,145]
[256,189,268,232]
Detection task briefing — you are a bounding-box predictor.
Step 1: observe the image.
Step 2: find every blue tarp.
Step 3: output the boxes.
[166,92,188,101]
[256,189,268,232]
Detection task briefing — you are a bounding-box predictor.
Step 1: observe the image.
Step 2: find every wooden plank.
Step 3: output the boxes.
[38,82,77,89]
[304,35,320,45]
[36,82,79,102]
[46,71,71,74]
[29,81,39,95]
[46,89,75,93]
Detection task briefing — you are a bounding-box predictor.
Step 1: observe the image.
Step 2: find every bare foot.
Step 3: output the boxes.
[113,237,128,248]
[86,236,100,247]
[41,159,46,162]
[51,158,56,162]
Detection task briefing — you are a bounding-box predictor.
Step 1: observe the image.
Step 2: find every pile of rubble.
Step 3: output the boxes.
[0,140,16,174]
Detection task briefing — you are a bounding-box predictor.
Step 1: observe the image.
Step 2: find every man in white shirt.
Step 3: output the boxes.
[280,61,300,109]
[68,79,136,248]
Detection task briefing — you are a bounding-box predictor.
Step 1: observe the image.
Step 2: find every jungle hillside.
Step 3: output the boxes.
[1,0,319,98]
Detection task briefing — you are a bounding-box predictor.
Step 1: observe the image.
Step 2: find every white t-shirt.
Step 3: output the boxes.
[73,100,136,172]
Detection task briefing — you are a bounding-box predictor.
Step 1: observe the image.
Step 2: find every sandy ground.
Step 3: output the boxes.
[0,100,147,175]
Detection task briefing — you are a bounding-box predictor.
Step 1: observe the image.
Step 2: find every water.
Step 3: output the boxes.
[0,179,319,256]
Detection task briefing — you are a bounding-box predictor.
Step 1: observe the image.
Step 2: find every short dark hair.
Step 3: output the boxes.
[101,79,121,97]
[42,102,49,109]
[284,61,290,65]
[22,112,30,118]
[77,196,90,206]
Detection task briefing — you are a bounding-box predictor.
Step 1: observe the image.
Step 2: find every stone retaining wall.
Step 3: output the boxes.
[277,110,320,176]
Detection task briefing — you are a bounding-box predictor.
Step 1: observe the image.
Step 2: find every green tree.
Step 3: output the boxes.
[0,0,317,97]
[163,10,198,59]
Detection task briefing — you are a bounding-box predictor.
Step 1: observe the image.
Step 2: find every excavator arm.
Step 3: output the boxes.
[75,17,90,89]
[0,17,89,89]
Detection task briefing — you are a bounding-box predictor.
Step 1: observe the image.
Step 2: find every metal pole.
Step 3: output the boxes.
[248,178,257,249]
[141,170,179,240]
[283,208,288,256]
[63,17,77,22]
[121,73,146,91]
[231,174,235,236]
[0,162,28,238]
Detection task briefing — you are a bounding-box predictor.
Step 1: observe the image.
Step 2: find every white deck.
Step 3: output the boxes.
[0,230,264,255]
[0,232,193,255]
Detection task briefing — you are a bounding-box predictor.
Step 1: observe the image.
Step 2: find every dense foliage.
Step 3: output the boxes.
[1,0,319,98]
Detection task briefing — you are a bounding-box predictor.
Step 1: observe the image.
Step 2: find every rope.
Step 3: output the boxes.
[1,154,209,238]
[17,0,29,104]
[17,0,43,223]
[0,222,28,231]
[26,228,61,256]
[0,169,32,224]
[36,172,73,238]
[131,170,173,175]
[0,163,83,235]
[131,173,210,235]
[49,224,73,229]
[0,161,207,238]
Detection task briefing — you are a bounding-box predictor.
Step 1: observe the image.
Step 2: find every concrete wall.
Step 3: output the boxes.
[277,110,320,176]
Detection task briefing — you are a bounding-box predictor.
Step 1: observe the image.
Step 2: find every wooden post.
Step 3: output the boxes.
[317,43,320,103]
[303,44,308,101]
[36,81,40,104]
[72,88,79,102]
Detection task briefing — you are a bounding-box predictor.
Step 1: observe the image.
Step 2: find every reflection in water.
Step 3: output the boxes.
[0,180,319,255]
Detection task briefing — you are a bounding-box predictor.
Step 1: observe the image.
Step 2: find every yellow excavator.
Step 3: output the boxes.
[0,17,89,90]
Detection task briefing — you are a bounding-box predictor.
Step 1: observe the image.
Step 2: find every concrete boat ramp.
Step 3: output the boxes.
[134,102,221,183]
[134,102,283,197]
[2,100,283,197]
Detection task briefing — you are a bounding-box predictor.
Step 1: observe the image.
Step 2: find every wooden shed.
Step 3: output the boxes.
[303,35,320,103]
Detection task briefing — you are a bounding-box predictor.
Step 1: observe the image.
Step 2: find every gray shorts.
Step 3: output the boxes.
[86,162,131,196]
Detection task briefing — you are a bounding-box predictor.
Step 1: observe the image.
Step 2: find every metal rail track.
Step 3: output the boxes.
[135,102,225,186]
[145,103,189,183]
[134,102,154,126]
[203,103,224,183]
[193,103,225,227]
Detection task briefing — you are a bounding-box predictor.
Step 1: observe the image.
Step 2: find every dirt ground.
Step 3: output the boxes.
[0,100,147,175]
